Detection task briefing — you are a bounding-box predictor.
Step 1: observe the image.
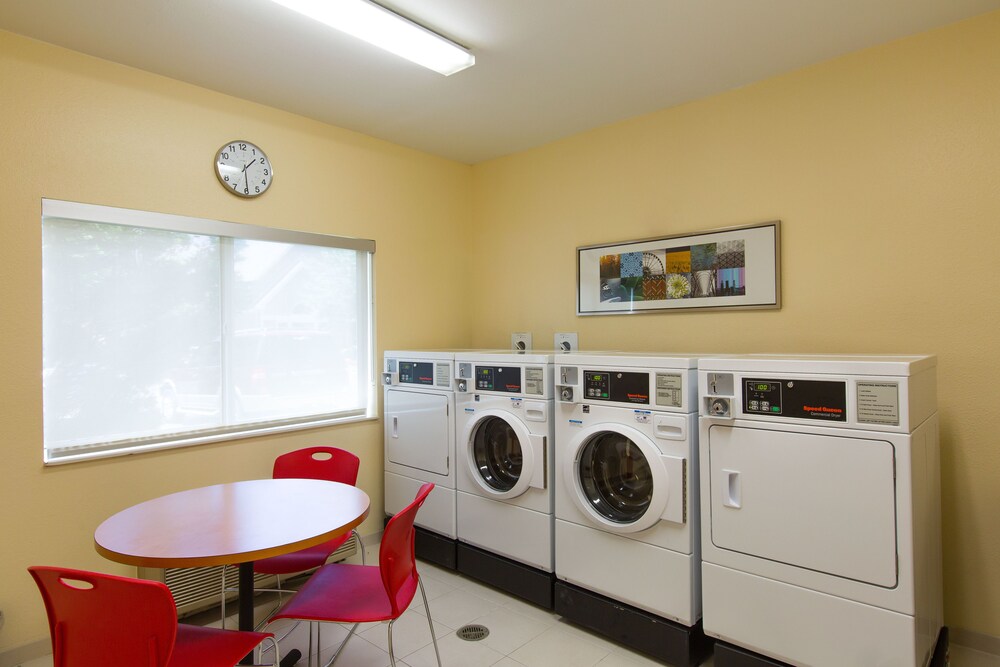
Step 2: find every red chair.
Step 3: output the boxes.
[268,482,441,667]
[29,565,278,667]
[221,446,365,628]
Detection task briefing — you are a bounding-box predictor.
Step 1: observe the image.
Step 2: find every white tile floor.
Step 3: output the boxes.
[16,560,994,666]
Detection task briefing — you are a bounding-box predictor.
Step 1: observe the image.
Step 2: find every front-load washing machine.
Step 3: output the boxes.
[454,350,557,608]
[698,355,946,667]
[384,350,472,569]
[554,353,711,667]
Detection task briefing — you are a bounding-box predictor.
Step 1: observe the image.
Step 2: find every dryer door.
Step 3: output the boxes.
[707,424,898,587]
[384,388,450,475]
[462,409,544,498]
[563,423,679,534]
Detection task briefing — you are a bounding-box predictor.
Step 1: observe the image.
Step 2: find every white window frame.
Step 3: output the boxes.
[41,198,376,464]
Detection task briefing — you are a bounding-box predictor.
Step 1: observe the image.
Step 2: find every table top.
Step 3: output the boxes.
[94,479,371,568]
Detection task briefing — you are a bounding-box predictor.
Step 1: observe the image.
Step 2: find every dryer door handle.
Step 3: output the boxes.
[722,469,741,509]
[391,416,399,439]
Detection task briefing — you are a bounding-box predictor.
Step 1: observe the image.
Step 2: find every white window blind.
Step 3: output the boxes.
[41,199,375,464]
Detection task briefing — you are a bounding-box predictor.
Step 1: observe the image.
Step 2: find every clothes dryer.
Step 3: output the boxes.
[454,350,557,607]
[554,353,710,667]
[383,350,470,569]
[698,355,946,667]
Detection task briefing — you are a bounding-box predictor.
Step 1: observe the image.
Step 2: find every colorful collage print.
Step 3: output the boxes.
[599,240,746,303]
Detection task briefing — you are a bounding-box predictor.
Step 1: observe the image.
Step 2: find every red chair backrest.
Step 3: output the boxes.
[272,446,360,486]
[380,482,434,617]
[28,566,177,667]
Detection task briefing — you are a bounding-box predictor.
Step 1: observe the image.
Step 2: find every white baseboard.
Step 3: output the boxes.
[0,638,50,667]
[950,627,1000,657]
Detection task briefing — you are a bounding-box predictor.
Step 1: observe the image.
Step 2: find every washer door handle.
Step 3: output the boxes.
[723,469,741,509]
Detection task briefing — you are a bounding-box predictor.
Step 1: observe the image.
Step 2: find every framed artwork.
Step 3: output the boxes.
[577,221,780,315]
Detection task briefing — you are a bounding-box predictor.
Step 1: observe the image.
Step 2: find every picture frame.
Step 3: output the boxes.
[576,220,780,315]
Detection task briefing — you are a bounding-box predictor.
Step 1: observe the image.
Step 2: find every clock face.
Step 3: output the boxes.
[215,141,272,198]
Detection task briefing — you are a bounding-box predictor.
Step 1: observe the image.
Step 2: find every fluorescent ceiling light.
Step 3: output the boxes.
[270,0,475,76]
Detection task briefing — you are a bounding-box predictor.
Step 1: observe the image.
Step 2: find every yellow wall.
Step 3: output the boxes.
[0,30,471,653]
[470,11,1000,636]
[4,8,1000,655]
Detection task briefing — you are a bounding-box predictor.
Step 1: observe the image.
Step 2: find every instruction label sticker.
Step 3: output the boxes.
[857,382,900,426]
[655,373,683,408]
[525,367,544,395]
[435,363,451,388]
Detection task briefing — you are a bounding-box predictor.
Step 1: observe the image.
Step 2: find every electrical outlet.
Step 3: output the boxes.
[554,332,578,352]
[511,332,532,351]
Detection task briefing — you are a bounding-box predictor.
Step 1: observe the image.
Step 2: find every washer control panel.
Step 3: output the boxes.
[584,370,649,404]
[475,365,523,393]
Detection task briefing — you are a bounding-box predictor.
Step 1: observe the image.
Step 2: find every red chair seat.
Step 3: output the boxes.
[272,563,418,624]
[253,534,350,575]
[169,624,272,667]
[267,483,440,667]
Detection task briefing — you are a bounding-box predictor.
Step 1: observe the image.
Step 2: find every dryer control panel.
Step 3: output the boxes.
[743,378,846,422]
[385,358,453,389]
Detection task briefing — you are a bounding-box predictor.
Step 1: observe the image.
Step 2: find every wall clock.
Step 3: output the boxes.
[215,140,272,198]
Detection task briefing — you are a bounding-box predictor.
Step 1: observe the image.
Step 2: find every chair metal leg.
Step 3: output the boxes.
[354,530,366,565]
[220,564,230,629]
[253,635,281,666]
[418,578,442,667]
[387,618,397,667]
[321,622,360,667]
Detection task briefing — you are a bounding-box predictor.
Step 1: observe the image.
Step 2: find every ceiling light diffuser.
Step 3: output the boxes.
[269,0,475,76]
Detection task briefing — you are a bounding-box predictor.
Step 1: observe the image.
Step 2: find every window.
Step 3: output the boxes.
[41,199,375,464]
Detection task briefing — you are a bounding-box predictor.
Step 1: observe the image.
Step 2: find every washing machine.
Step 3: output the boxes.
[698,355,946,667]
[453,350,557,607]
[554,353,711,667]
[383,350,473,569]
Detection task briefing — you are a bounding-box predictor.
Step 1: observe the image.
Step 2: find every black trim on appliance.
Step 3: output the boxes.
[385,516,457,570]
[713,626,949,667]
[931,626,949,667]
[415,526,457,570]
[554,581,712,667]
[714,642,790,667]
[457,542,554,609]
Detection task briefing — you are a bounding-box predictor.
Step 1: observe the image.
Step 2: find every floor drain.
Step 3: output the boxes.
[456,624,490,641]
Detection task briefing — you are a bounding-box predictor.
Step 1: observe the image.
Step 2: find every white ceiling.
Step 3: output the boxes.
[2,0,999,164]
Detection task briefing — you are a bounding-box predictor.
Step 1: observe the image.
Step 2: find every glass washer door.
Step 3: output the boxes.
[564,422,671,534]
[473,415,523,492]
[464,408,539,498]
[579,431,652,523]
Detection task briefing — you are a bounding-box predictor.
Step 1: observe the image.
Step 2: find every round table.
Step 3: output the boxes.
[95,478,370,664]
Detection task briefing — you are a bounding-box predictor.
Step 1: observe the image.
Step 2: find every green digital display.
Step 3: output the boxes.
[755,383,771,391]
